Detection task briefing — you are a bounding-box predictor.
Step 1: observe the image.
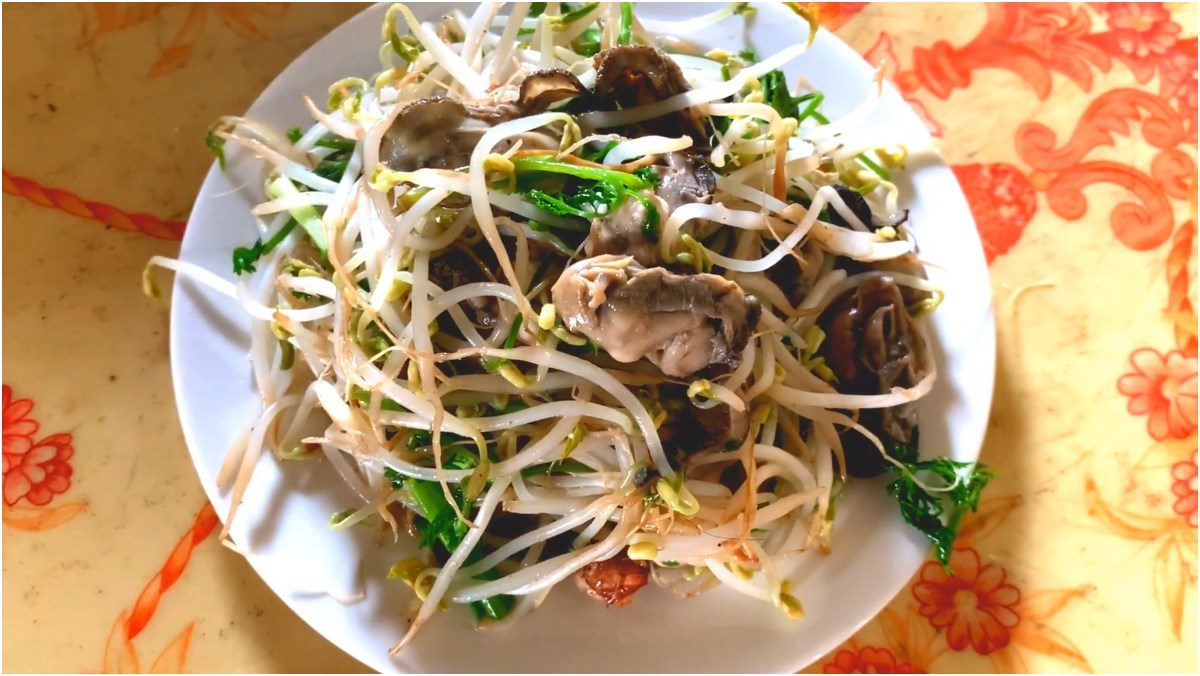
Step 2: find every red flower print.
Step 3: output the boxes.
[1117,349,1198,440]
[1171,453,1197,528]
[1009,6,1067,58]
[3,433,74,507]
[952,163,1037,264]
[912,548,1021,655]
[3,384,39,456]
[823,646,922,674]
[1160,40,1198,113]
[1103,3,1181,58]
[2,385,77,508]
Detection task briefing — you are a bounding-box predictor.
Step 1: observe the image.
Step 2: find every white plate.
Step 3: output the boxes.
[170,3,995,672]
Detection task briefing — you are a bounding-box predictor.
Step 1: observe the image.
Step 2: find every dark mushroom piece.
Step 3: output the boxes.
[429,245,501,329]
[516,69,588,112]
[380,71,586,171]
[592,45,708,144]
[380,97,482,171]
[826,185,875,230]
[551,255,760,378]
[818,276,930,477]
[765,240,826,307]
[658,383,749,457]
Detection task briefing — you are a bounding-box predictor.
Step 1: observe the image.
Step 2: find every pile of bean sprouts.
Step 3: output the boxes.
[148,2,942,651]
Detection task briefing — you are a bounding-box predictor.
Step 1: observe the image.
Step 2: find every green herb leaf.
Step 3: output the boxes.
[286,126,304,144]
[886,454,994,568]
[561,2,599,23]
[524,174,625,223]
[204,130,227,170]
[856,153,891,181]
[512,155,650,190]
[633,166,661,187]
[490,398,531,415]
[519,458,596,478]
[528,2,548,17]
[503,315,523,349]
[315,137,357,152]
[527,189,592,219]
[582,140,618,163]
[382,466,515,621]
[760,69,799,119]
[618,2,633,45]
[482,316,524,372]
[265,176,327,253]
[348,385,407,412]
[738,47,759,62]
[795,91,830,124]
[232,218,298,275]
[407,429,433,450]
[315,159,349,182]
[573,26,603,56]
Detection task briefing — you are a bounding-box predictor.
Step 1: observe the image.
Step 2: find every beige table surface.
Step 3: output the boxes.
[3,2,1197,673]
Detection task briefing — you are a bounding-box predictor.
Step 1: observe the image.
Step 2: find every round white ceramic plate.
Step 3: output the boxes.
[170,2,995,672]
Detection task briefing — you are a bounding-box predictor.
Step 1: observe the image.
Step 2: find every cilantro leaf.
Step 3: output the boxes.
[231,218,298,275]
[760,70,799,119]
[633,166,661,187]
[525,176,624,221]
[527,189,592,219]
[886,454,994,569]
[382,463,514,621]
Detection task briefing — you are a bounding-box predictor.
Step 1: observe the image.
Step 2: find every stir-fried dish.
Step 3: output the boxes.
[148,2,992,650]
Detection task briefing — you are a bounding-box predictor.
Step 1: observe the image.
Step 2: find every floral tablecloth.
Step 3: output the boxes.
[3,3,1196,673]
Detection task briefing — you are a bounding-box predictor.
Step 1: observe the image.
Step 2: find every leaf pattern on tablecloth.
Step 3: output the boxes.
[101,502,219,673]
[808,3,1197,671]
[816,496,1095,673]
[78,3,288,79]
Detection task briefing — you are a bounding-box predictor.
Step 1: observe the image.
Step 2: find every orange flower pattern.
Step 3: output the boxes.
[1171,453,1197,527]
[1102,2,1181,59]
[4,433,74,507]
[78,4,288,79]
[823,646,923,674]
[912,549,1021,655]
[950,163,1038,264]
[3,385,38,451]
[1118,349,1199,441]
[3,385,87,532]
[3,386,76,508]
